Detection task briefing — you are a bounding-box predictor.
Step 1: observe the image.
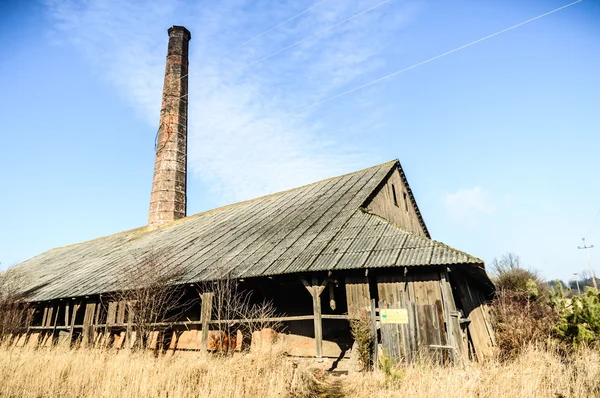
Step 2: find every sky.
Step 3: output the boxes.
[0,0,599,284]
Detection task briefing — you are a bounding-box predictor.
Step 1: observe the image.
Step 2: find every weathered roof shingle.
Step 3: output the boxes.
[11,160,489,301]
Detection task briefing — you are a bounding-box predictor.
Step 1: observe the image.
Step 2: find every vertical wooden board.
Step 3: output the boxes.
[345,275,371,319]
[454,277,495,361]
[425,304,442,346]
[409,271,443,306]
[200,292,214,352]
[377,273,406,307]
[415,304,427,351]
[107,302,117,325]
[64,303,70,327]
[379,300,405,364]
[312,281,323,358]
[68,302,81,342]
[434,300,447,347]
[41,307,49,328]
[82,303,96,346]
[116,301,126,324]
[45,306,54,328]
[441,276,467,362]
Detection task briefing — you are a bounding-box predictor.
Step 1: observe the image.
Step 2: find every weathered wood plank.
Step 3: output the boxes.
[200,292,213,352]
[345,275,370,319]
[68,302,81,343]
[82,302,96,346]
[312,277,323,358]
[106,302,117,325]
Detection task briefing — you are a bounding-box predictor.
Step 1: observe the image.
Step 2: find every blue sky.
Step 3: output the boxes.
[0,0,599,283]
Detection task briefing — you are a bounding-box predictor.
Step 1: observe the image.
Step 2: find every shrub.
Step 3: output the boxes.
[490,253,558,358]
[349,311,373,371]
[492,289,558,358]
[491,253,545,297]
[555,288,600,346]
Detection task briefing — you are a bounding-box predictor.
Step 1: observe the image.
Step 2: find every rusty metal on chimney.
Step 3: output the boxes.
[148,26,191,230]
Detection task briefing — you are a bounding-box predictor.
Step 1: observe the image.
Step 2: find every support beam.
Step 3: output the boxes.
[200,292,214,352]
[311,277,323,358]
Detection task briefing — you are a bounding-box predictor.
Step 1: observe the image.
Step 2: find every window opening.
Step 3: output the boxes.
[391,184,398,207]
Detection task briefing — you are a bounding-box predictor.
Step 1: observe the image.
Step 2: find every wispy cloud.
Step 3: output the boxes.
[443,186,497,228]
[43,0,420,203]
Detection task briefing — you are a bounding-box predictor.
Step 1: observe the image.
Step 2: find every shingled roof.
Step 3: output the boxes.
[10,160,490,302]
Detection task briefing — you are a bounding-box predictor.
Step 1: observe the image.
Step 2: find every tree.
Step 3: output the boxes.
[108,250,195,351]
[198,262,282,353]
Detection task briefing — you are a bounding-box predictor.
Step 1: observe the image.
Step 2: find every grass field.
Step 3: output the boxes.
[1,345,599,397]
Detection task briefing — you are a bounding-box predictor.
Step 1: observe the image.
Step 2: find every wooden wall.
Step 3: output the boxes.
[364,167,427,236]
[452,274,496,361]
[375,269,465,362]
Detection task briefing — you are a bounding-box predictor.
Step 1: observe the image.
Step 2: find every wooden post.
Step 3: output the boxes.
[200,292,214,352]
[311,277,323,358]
[301,277,328,358]
[369,298,378,369]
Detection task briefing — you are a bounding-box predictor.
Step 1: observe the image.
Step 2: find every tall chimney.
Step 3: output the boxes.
[148,26,191,230]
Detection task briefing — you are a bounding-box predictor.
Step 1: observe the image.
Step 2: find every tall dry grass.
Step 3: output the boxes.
[340,345,600,398]
[2,345,600,397]
[0,346,318,398]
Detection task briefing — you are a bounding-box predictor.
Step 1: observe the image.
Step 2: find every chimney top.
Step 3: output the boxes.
[168,25,191,41]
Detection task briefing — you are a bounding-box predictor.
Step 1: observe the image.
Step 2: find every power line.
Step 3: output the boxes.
[180,0,391,99]
[238,0,391,71]
[178,0,330,82]
[293,0,583,114]
[96,2,331,140]
[221,0,330,58]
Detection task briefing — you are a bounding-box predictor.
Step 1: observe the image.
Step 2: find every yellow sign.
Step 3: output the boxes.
[380,309,409,324]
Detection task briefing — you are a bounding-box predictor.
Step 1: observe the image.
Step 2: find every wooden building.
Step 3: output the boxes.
[3,26,495,364]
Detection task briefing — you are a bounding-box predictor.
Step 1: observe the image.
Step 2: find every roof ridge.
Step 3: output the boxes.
[164,159,398,227]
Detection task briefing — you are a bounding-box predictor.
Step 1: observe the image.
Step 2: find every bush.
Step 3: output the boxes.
[492,289,558,358]
[555,288,600,346]
[349,311,373,372]
[490,253,558,358]
[491,253,545,297]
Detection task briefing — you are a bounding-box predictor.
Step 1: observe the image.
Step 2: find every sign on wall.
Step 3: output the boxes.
[380,308,409,324]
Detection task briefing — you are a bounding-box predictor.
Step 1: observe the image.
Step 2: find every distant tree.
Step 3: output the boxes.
[547,280,567,291]
[578,270,600,289]
[491,253,544,297]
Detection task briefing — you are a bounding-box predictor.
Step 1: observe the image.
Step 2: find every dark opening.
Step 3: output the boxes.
[403,191,409,212]
[391,184,398,207]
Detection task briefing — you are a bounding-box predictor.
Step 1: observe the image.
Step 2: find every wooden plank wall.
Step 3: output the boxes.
[345,275,371,319]
[453,276,495,361]
[364,167,427,236]
[377,269,467,363]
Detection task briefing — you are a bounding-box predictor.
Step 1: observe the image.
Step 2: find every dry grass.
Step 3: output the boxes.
[0,346,318,398]
[340,345,600,398]
[2,345,600,397]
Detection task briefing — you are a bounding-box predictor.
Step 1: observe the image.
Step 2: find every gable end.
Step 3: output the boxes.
[361,160,430,238]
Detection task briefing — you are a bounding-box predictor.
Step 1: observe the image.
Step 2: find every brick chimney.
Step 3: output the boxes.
[148,26,191,230]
